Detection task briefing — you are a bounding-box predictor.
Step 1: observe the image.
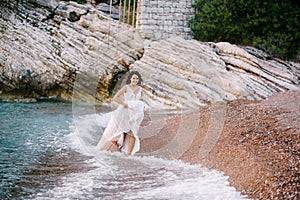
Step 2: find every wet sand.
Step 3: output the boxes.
[139,90,299,199]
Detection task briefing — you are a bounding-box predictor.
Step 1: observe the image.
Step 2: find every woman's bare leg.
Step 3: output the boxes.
[102,140,118,152]
[127,131,135,155]
[118,133,125,150]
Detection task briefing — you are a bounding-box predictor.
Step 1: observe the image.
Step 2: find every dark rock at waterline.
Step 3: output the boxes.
[0,0,299,107]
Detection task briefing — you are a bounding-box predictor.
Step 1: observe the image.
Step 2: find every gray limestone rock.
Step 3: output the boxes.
[0,0,144,102]
[0,0,299,107]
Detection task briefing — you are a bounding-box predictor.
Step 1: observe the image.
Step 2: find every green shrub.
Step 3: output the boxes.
[190,0,300,60]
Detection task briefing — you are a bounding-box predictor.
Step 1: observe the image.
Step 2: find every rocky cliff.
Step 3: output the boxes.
[0,0,144,102]
[132,38,299,107]
[1,0,299,105]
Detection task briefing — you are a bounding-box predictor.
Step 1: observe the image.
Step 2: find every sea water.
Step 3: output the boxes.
[0,102,248,200]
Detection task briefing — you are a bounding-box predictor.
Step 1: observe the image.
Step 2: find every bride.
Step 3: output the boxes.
[97,71,147,155]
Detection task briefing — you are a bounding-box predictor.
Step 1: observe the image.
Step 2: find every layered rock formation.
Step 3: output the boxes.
[1,0,299,105]
[0,0,143,102]
[132,37,300,107]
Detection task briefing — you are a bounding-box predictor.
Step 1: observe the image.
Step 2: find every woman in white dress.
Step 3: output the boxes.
[97,71,146,155]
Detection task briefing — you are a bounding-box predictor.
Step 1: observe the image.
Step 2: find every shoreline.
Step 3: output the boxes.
[179,90,299,199]
[2,90,298,199]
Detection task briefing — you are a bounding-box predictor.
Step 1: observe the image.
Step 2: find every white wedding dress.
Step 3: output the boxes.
[97,85,145,155]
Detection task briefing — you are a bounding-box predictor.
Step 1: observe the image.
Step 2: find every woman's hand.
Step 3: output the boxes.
[123,103,128,108]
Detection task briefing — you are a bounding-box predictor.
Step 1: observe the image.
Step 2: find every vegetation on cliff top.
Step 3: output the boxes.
[190,0,300,60]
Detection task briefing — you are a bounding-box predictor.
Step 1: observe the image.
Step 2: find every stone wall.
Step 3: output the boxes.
[136,0,195,40]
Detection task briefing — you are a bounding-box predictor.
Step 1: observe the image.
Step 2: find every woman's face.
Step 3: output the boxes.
[130,74,139,85]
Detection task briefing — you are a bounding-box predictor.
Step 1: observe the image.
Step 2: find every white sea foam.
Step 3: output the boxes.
[43,113,250,200]
[32,151,248,199]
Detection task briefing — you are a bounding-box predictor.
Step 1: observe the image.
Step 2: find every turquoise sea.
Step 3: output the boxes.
[0,102,248,200]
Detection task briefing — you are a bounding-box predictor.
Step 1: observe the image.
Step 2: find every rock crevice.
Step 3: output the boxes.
[0,0,299,105]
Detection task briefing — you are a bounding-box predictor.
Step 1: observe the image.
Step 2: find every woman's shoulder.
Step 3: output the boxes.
[113,85,128,96]
[121,85,129,91]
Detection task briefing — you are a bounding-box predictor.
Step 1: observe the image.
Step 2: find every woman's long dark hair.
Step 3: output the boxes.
[125,71,143,85]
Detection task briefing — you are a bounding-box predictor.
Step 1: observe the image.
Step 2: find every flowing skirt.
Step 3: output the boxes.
[97,100,145,155]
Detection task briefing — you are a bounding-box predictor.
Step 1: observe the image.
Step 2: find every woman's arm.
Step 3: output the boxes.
[112,85,128,108]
